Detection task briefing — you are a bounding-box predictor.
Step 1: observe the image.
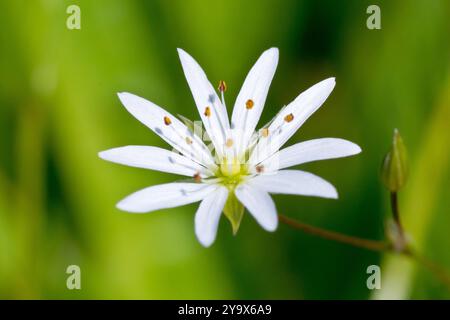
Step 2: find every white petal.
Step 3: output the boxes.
[231,48,279,155]
[99,146,213,177]
[254,138,361,172]
[117,92,216,169]
[250,170,338,199]
[117,182,217,213]
[235,183,278,231]
[195,186,228,247]
[177,49,230,156]
[250,78,336,164]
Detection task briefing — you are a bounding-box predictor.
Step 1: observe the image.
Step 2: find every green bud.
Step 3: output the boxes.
[223,191,244,235]
[381,129,409,192]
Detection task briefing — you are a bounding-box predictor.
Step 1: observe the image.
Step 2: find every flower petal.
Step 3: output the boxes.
[117,182,217,213]
[250,170,338,199]
[253,138,361,173]
[234,183,278,231]
[250,78,336,164]
[117,92,216,170]
[177,49,230,156]
[231,48,279,155]
[99,146,213,177]
[195,186,228,247]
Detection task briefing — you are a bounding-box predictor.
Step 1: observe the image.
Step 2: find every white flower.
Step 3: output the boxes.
[99,48,361,247]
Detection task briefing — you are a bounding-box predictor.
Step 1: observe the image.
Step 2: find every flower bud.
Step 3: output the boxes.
[381,129,409,192]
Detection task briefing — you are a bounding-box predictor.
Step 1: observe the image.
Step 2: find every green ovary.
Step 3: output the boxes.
[217,157,248,234]
[217,157,249,189]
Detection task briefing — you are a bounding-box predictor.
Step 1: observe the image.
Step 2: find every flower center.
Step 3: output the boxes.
[217,157,248,188]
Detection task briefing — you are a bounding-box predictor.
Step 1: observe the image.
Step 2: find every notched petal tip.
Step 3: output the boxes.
[116,201,144,213]
[195,221,215,247]
[98,150,108,160]
[98,147,131,162]
[335,139,362,155]
[330,190,339,200]
[311,78,336,95]
[261,47,279,66]
[176,47,186,55]
[325,185,339,199]
[97,146,128,161]
[116,195,160,213]
[319,178,339,199]
[116,201,126,211]
[117,91,127,99]
[177,48,193,63]
[324,77,336,88]
[265,47,279,57]
[117,92,135,107]
[196,235,214,248]
[353,143,363,155]
[264,219,278,232]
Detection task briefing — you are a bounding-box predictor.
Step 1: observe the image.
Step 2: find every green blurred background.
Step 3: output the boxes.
[0,0,449,299]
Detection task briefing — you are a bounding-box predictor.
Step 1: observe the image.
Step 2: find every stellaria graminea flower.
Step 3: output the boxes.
[99,48,361,247]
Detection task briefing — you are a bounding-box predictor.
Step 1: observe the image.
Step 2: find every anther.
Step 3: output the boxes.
[204,106,211,117]
[218,80,227,93]
[193,172,202,183]
[246,99,254,109]
[164,116,172,125]
[225,138,234,148]
[185,137,193,145]
[256,165,264,173]
[261,128,269,137]
[284,113,294,123]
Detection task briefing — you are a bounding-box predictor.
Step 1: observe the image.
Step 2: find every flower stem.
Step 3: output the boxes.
[404,249,450,290]
[279,214,450,292]
[390,191,404,235]
[278,214,391,252]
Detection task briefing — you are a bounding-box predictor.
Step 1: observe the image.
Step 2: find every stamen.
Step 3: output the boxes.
[256,165,264,173]
[213,104,227,147]
[180,184,212,196]
[246,99,254,109]
[193,172,202,183]
[218,80,227,93]
[167,156,210,175]
[166,123,216,171]
[185,137,193,145]
[164,116,172,126]
[218,80,228,118]
[235,99,255,156]
[225,138,234,148]
[284,113,294,123]
[204,106,211,117]
[252,111,294,166]
[261,128,269,137]
[204,92,228,157]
